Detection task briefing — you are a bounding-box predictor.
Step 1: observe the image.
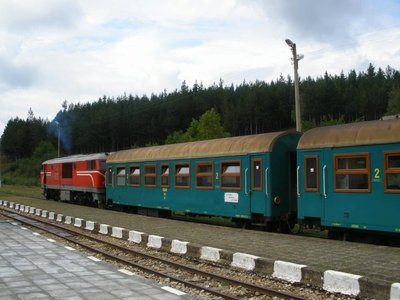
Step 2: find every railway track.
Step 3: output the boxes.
[0,207,309,300]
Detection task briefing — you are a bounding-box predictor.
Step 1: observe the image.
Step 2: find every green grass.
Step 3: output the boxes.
[0,184,43,200]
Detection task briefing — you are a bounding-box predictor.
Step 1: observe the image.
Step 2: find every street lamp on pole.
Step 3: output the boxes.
[285,38,304,132]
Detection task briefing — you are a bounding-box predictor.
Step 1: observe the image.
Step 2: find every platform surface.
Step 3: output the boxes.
[0,220,192,300]
[4,197,400,299]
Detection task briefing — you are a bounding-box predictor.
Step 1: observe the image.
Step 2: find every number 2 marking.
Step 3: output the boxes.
[374,168,380,179]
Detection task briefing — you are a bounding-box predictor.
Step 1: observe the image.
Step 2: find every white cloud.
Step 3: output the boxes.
[0,0,400,136]
[0,0,82,34]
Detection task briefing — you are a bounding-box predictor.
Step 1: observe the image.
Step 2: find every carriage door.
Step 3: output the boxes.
[42,164,47,186]
[299,152,325,220]
[106,166,114,201]
[249,156,265,214]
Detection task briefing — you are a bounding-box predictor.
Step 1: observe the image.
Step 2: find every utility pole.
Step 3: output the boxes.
[285,39,304,132]
[0,141,2,188]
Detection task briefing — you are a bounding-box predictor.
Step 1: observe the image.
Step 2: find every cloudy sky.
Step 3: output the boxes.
[1,0,400,136]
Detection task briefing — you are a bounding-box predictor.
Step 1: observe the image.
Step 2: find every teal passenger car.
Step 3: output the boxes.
[297,118,400,240]
[106,131,300,227]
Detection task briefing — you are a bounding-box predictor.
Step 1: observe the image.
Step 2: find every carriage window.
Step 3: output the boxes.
[252,159,262,190]
[334,154,370,192]
[87,160,96,170]
[305,156,319,191]
[144,165,156,187]
[175,163,190,188]
[129,166,140,186]
[161,164,170,187]
[116,167,126,186]
[196,162,213,189]
[221,161,241,190]
[62,163,73,178]
[385,152,400,192]
[107,167,113,185]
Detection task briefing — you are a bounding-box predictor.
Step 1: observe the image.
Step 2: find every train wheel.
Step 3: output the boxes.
[328,230,346,241]
[44,190,51,200]
[234,219,250,229]
[387,237,400,247]
[278,221,290,233]
[97,199,105,209]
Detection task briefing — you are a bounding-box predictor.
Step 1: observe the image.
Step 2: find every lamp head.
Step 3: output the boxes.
[285,38,295,47]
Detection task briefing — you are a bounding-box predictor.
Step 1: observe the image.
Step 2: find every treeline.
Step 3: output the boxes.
[64,63,400,153]
[1,109,54,160]
[2,63,400,161]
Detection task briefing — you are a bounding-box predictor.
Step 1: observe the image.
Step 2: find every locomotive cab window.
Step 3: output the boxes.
[62,163,73,179]
[252,159,262,191]
[221,161,241,190]
[196,162,214,189]
[116,167,126,186]
[175,163,190,188]
[161,164,170,187]
[129,166,140,186]
[87,160,96,170]
[305,156,319,191]
[334,154,370,192]
[384,152,400,192]
[144,165,157,187]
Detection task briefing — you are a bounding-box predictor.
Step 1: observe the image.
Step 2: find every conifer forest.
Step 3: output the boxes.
[1,63,400,169]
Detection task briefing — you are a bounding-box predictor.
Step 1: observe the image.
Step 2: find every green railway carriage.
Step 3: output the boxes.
[297,118,400,239]
[106,131,300,226]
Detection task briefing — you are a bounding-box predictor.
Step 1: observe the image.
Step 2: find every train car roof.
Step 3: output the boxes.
[297,118,400,149]
[42,153,108,165]
[107,131,298,163]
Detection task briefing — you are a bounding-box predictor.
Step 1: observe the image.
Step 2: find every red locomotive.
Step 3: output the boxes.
[40,153,108,205]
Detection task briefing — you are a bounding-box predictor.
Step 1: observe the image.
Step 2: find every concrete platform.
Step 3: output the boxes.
[0,220,192,300]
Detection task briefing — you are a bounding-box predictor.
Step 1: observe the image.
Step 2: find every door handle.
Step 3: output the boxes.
[296,166,300,197]
[265,167,269,197]
[245,168,249,195]
[322,165,327,198]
